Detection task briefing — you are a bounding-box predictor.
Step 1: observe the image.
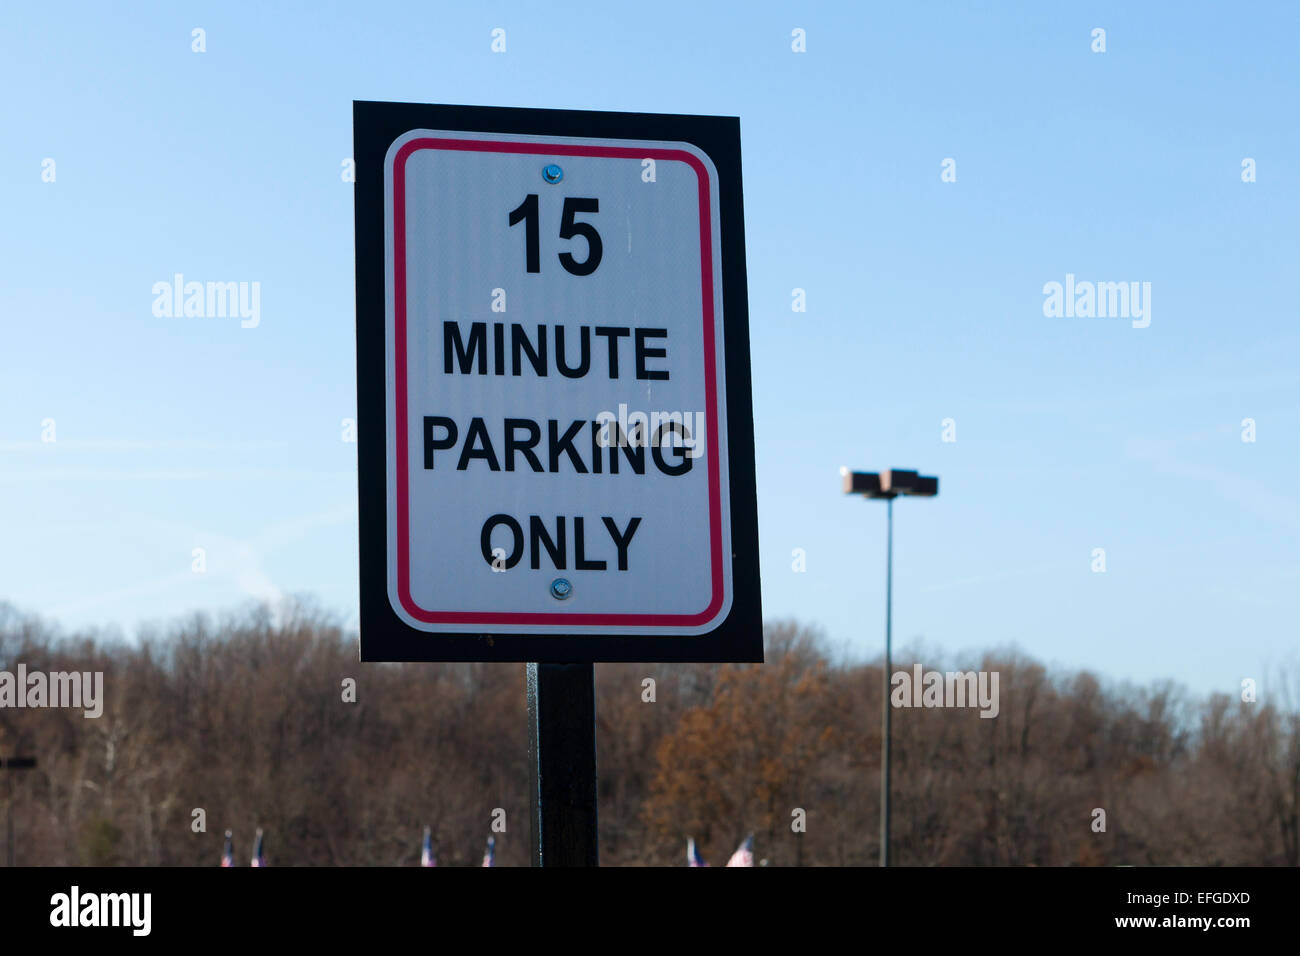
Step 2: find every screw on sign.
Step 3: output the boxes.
[352,102,761,864]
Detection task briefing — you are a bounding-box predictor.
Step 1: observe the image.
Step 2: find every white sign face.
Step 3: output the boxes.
[383,129,731,635]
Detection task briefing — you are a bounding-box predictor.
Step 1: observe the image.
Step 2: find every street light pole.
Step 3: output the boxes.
[881,494,893,868]
[841,467,937,868]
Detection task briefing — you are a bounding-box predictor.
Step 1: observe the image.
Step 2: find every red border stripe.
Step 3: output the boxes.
[392,137,724,626]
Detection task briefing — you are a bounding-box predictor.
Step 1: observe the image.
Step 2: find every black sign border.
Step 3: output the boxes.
[354,101,761,662]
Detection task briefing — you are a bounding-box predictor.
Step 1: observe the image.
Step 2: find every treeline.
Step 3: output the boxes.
[0,602,1296,866]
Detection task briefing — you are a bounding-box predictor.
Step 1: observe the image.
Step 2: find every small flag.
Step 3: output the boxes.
[251,828,267,867]
[482,835,496,868]
[220,830,235,868]
[421,826,437,867]
[687,837,708,867]
[725,834,754,868]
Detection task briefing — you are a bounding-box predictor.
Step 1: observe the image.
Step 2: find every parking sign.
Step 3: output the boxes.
[354,102,760,661]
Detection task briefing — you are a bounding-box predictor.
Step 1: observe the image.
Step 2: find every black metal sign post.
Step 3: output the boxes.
[527,663,598,866]
[353,102,761,868]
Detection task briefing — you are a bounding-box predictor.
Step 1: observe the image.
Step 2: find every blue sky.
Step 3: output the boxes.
[1,1,1296,695]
